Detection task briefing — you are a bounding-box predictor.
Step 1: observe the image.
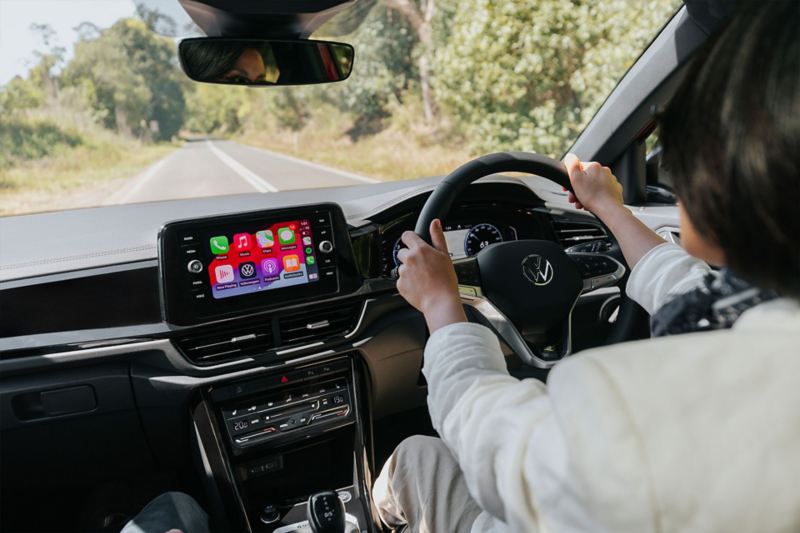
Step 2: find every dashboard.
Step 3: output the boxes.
[0,180,610,344]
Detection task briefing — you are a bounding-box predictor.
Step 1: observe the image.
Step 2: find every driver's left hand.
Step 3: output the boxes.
[396,219,468,332]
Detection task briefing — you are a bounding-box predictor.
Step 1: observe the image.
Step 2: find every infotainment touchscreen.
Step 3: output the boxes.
[207,219,319,300]
[159,204,354,326]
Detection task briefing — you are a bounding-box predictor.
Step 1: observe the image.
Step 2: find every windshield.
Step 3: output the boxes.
[0,0,681,216]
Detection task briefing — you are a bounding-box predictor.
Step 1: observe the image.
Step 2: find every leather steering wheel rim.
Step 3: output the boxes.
[413,151,642,364]
[414,151,573,241]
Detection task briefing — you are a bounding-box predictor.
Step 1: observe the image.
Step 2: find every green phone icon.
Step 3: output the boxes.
[209,236,229,255]
[306,256,315,265]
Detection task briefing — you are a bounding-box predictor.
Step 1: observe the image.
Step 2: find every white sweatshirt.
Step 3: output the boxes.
[423,243,800,533]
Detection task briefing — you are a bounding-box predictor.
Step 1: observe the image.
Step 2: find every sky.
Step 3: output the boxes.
[0,0,193,85]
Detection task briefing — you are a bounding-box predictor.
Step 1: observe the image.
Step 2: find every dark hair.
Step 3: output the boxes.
[181,41,250,81]
[659,0,800,299]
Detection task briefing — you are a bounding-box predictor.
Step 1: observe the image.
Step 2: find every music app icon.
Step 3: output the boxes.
[232,233,252,251]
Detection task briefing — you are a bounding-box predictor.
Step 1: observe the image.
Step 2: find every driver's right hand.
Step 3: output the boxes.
[564,153,625,219]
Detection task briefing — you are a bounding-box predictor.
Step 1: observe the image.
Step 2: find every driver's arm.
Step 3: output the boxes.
[423,322,655,531]
[396,221,655,530]
[563,154,711,314]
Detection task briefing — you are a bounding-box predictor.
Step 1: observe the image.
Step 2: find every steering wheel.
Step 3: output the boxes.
[413,152,627,368]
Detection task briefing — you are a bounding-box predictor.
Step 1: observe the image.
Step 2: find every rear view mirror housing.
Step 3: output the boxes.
[178,38,354,87]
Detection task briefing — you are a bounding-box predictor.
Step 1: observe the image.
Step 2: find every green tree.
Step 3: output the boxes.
[184,84,249,134]
[327,4,417,136]
[61,18,186,140]
[0,76,46,114]
[434,0,680,155]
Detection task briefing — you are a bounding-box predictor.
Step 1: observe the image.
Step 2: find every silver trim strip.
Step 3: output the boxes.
[459,288,568,369]
[276,342,325,356]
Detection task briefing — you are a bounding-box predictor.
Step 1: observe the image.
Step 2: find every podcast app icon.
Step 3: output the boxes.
[261,258,279,276]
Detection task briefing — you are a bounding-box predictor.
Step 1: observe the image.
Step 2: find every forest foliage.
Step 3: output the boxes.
[0,0,680,171]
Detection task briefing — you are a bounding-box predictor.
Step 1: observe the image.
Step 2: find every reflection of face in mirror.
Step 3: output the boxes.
[182,43,280,85]
[221,47,268,84]
[180,39,355,86]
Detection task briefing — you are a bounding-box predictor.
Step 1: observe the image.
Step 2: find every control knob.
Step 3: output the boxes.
[186,259,203,274]
[318,240,334,254]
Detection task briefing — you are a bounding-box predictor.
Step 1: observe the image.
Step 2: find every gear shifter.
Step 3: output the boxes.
[306,491,345,533]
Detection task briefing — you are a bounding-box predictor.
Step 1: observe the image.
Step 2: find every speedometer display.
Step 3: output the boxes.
[464,223,503,256]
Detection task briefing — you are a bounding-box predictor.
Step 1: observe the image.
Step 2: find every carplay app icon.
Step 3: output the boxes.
[283,254,301,272]
[239,262,256,278]
[210,236,229,255]
[214,264,235,283]
[278,227,296,245]
[256,230,274,248]
[261,258,279,275]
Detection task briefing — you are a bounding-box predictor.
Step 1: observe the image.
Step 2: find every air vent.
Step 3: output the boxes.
[552,217,608,247]
[278,301,363,347]
[176,319,275,366]
[174,301,365,366]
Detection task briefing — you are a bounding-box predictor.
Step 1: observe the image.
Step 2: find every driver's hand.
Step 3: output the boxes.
[396,219,467,333]
[564,153,625,220]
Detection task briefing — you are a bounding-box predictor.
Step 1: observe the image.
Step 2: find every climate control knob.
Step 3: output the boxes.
[318,240,334,254]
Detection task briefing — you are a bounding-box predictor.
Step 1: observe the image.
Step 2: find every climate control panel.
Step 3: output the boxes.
[211,358,354,454]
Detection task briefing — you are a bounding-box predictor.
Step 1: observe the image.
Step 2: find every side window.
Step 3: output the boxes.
[644,129,677,204]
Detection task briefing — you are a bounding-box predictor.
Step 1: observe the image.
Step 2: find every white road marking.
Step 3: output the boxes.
[206,140,279,193]
[108,153,174,205]
[239,143,379,184]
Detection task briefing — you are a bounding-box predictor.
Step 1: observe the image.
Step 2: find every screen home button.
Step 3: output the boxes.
[187,259,204,274]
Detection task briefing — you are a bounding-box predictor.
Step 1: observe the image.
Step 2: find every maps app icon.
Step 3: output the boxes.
[256,230,274,248]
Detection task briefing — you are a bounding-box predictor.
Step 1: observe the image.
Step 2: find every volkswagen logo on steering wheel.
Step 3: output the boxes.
[521,254,554,286]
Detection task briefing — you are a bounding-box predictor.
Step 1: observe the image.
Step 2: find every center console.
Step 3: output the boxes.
[192,354,377,532]
[161,203,380,531]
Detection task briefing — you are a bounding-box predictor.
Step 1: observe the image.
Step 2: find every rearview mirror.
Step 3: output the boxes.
[178,38,354,86]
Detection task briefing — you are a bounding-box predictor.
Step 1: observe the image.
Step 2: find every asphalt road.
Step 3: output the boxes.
[106,139,377,205]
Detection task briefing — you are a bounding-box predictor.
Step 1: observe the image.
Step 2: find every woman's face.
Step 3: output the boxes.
[678,203,726,267]
[221,48,267,83]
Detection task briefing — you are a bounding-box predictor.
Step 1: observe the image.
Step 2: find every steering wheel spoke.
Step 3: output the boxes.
[567,252,626,293]
[459,289,573,368]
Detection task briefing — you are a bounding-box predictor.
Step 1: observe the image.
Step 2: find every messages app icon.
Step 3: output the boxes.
[277,227,296,245]
[209,236,229,255]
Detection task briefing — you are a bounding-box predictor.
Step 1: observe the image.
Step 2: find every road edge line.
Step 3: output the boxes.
[206,140,279,193]
[107,151,175,205]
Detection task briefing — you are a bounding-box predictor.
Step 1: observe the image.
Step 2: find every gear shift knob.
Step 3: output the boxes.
[306,491,345,533]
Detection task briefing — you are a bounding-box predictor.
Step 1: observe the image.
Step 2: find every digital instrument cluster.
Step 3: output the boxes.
[390,222,518,266]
